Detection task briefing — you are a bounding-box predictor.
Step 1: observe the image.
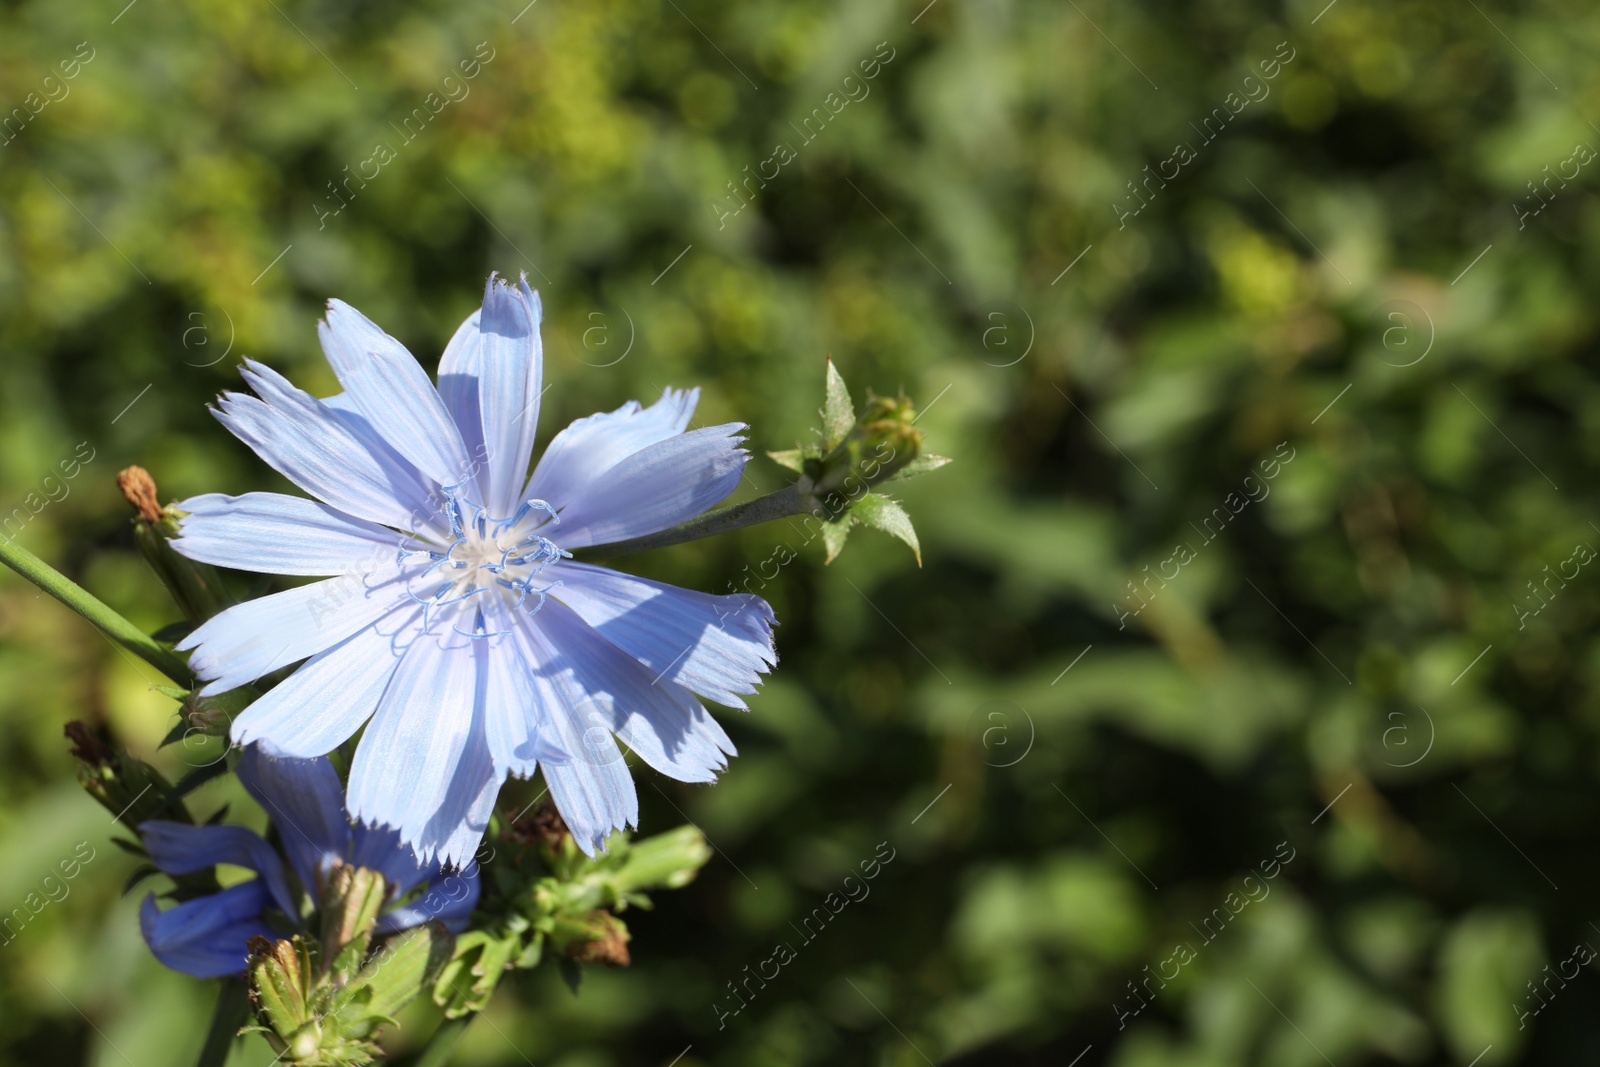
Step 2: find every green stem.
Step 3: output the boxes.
[193,978,250,1067]
[569,484,812,562]
[0,535,193,685]
[414,1017,473,1067]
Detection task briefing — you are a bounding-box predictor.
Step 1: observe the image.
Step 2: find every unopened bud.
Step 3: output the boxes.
[65,721,186,829]
[247,935,316,1041]
[182,685,254,739]
[811,395,922,507]
[320,864,388,981]
[611,824,712,894]
[64,721,115,769]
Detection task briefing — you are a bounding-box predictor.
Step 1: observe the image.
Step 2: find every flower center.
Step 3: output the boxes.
[400,488,566,638]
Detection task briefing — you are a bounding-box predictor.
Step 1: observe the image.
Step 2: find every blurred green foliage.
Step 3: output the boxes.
[2,0,1600,1063]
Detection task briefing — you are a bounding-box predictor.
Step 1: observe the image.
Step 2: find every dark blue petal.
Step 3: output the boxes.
[236,745,353,897]
[139,883,277,979]
[139,820,298,918]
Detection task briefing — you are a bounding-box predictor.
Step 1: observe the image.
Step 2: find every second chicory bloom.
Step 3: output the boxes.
[138,746,478,978]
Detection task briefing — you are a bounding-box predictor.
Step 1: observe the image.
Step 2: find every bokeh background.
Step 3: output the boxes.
[2,0,1599,1063]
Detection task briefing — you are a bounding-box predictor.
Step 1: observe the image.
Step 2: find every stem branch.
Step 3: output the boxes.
[569,484,813,561]
[415,1017,474,1067]
[0,535,193,685]
[193,978,250,1067]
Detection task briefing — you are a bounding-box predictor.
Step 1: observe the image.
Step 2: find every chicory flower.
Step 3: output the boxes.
[169,275,776,864]
[139,746,478,978]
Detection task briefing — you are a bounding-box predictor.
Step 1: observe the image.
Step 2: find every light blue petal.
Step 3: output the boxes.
[436,310,485,482]
[414,638,505,867]
[525,387,699,512]
[481,597,569,779]
[230,606,421,757]
[139,884,276,978]
[321,393,451,542]
[346,632,493,862]
[176,560,410,696]
[551,562,776,709]
[235,746,352,894]
[410,725,503,869]
[537,598,736,783]
[518,612,639,856]
[138,821,298,917]
[173,492,414,576]
[555,424,747,549]
[318,300,475,490]
[438,274,544,517]
[215,359,440,533]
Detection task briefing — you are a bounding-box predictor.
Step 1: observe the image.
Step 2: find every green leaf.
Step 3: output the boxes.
[887,452,953,482]
[851,493,922,565]
[822,517,853,564]
[822,357,854,451]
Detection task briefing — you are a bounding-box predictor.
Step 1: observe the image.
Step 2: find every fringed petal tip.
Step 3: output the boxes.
[574,819,637,859]
[480,271,542,331]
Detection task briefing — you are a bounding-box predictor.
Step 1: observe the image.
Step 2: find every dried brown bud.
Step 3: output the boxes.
[64,721,116,768]
[116,466,163,524]
[507,800,571,848]
[565,912,631,967]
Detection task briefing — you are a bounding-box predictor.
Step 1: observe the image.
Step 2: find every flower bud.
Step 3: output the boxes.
[610,824,712,893]
[65,721,187,830]
[809,395,922,508]
[248,935,316,1041]
[320,864,388,982]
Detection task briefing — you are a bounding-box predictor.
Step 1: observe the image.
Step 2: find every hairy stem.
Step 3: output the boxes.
[0,535,193,684]
[415,1017,474,1067]
[569,483,813,561]
[193,978,250,1067]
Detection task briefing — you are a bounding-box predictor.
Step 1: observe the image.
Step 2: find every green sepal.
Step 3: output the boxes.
[766,447,812,474]
[122,863,161,897]
[514,929,545,969]
[885,452,952,481]
[433,928,518,1019]
[822,518,853,563]
[334,922,454,1037]
[850,492,922,566]
[822,357,855,451]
